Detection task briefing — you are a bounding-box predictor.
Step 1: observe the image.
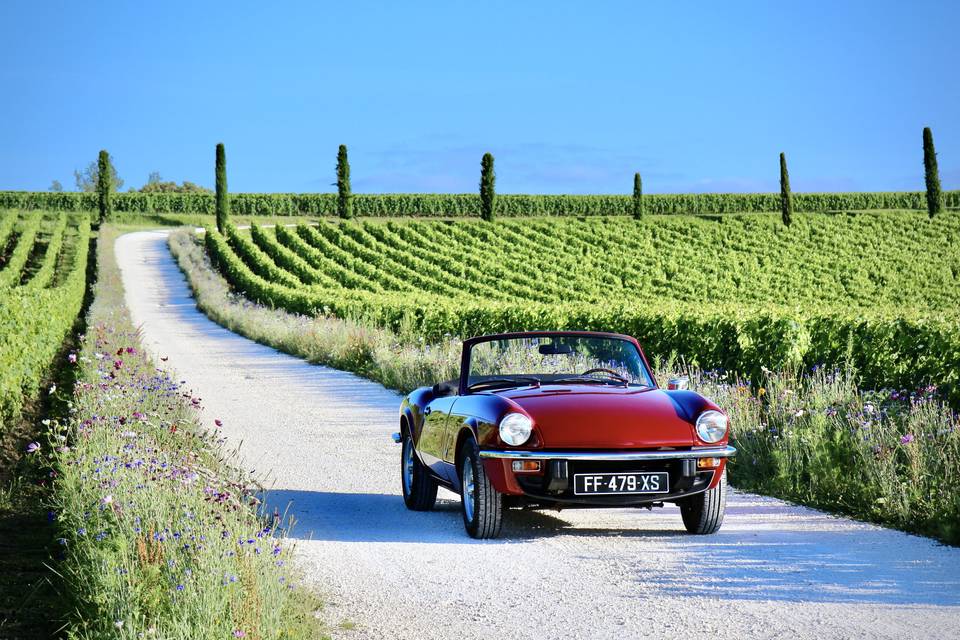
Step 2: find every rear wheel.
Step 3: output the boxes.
[680,471,727,534]
[459,440,503,539]
[401,434,437,511]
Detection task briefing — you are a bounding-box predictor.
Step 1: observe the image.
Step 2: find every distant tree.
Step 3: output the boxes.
[96,150,114,222]
[139,172,211,193]
[923,127,942,218]
[480,152,496,221]
[779,152,793,227]
[48,180,63,192]
[74,158,123,192]
[215,143,229,232]
[336,145,353,219]
[632,172,643,219]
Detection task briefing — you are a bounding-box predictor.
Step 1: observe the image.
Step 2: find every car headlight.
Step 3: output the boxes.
[499,413,533,446]
[696,410,728,443]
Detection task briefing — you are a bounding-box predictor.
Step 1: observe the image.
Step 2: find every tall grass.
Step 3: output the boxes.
[664,365,960,543]
[43,226,324,638]
[170,228,960,545]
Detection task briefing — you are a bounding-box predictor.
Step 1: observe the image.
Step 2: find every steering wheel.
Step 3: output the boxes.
[581,368,629,383]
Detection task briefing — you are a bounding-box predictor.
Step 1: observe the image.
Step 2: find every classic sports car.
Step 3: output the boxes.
[393,331,736,539]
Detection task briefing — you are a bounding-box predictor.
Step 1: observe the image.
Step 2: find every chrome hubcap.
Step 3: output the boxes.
[402,438,414,496]
[462,458,476,523]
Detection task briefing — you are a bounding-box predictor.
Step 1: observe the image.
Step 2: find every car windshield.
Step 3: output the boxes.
[466,335,654,390]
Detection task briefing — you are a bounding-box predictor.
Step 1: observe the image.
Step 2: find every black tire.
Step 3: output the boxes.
[459,440,503,539]
[401,433,437,511]
[680,471,727,534]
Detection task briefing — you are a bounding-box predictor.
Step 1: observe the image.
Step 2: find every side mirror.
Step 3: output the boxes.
[432,382,455,397]
[667,376,689,391]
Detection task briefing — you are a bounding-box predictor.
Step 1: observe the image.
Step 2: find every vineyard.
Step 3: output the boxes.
[0,209,91,431]
[202,212,960,402]
[2,189,959,217]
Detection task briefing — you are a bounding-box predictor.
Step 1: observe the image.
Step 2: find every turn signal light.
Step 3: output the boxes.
[512,460,542,473]
[697,457,721,469]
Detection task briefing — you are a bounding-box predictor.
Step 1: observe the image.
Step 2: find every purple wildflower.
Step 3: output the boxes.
[26,442,40,454]
[900,433,915,445]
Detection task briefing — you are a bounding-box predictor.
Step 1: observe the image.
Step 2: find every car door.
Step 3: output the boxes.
[416,396,458,480]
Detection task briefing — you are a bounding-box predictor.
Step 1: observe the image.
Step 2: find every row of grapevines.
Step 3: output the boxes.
[0,211,91,430]
[252,213,959,312]
[203,217,960,403]
[23,212,69,289]
[0,212,43,287]
[5,189,959,217]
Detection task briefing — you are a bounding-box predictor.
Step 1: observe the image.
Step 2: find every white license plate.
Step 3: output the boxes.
[573,472,669,495]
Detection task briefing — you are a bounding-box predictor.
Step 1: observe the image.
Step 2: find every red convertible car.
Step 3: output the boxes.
[393,331,735,539]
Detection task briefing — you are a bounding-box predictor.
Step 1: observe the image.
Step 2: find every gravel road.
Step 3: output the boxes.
[116,230,960,640]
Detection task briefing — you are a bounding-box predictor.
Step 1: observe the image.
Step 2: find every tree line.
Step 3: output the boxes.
[87,127,947,226]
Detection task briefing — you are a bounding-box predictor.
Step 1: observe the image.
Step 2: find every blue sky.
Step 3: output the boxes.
[0,1,957,194]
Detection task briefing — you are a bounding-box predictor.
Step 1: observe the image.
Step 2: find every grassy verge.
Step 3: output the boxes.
[171,227,960,546]
[678,366,960,544]
[41,226,325,638]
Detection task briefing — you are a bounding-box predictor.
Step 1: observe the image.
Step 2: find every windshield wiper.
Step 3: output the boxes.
[467,376,541,392]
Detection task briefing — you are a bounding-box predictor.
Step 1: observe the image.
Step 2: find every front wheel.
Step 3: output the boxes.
[459,440,503,539]
[679,471,727,534]
[401,434,437,511]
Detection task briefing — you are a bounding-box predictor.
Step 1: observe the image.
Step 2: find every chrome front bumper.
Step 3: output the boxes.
[478,445,736,462]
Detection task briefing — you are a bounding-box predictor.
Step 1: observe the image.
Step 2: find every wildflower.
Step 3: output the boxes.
[113,360,123,370]
[233,631,246,638]
[114,620,123,629]
[900,434,915,445]
[176,584,185,591]
[758,388,766,397]
[26,442,41,454]
[49,384,57,394]
[68,353,78,364]
[102,495,113,505]
[215,419,223,428]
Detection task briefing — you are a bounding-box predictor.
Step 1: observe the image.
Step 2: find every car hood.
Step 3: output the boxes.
[496,385,702,449]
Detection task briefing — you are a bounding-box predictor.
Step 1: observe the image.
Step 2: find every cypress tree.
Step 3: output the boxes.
[337,144,353,219]
[215,143,229,232]
[96,150,112,223]
[923,127,942,218]
[632,172,643,219]
[779,152,793,227]
[480,152,496,221]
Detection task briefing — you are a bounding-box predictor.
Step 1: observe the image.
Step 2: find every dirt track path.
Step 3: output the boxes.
[116,230,960,640]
